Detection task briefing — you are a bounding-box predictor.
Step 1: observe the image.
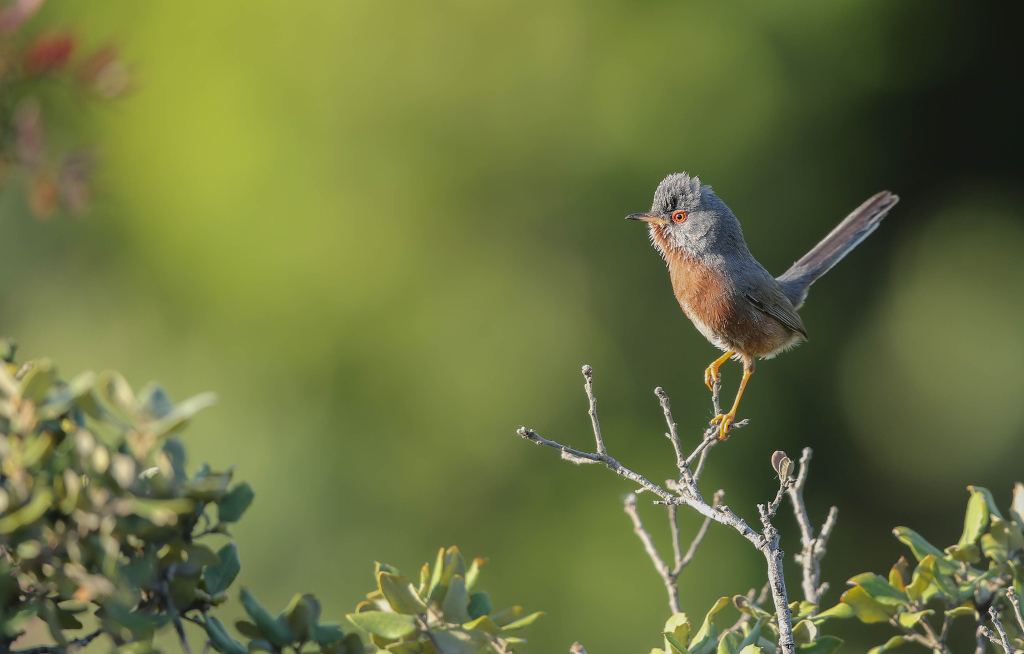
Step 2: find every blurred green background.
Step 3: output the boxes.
[3,1,1023,651]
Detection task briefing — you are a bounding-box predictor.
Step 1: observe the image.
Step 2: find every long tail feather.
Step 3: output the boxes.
[777,191,899,308]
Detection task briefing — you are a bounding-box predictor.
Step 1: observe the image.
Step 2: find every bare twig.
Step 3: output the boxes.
[976,624,988,654]
[625,492,679,613]
[1007,587,1024,635]
[759,504,795,654]
[786,448,838,608]
[677,489,723,574]
[582,365,606,456]
[11,630,102,654]
[655,386,685,477]
[986,607,1014,654]
[517,366,801,654]
[623,488,724,614]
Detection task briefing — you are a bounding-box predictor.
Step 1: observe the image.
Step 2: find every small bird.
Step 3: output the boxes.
[627,173,898,439]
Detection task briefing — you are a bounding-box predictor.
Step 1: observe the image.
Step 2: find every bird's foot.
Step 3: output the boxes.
[703,366,720,392]
[704,351,734,392]
[710,412,737,440]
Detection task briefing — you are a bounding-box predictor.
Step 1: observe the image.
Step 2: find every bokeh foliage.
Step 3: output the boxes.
[1,1,1021,652]
[0,343,541,653]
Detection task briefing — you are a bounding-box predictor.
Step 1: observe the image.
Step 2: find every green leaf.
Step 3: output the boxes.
[138,382,176,419]
[848,573,908,606]
[1011,482,1024,525]
[716,630,741,654]
[205,543,241,595]
[737,618,764,652]
[893,527,957,574]
[432,547,466,606]
[462,615,500,635]
[967,486,1005,521]
[427,547,445,602]
[345,611,417,639]
[888,556,913,593]
[840,586,897,624]
[467,591,491,620]
[441,575,470,624]
[905,555,935,602]
[947,605,974,617]
[796,636,843,654]
[690,597,731,654]
[792,620,817,644]
[738,647,763,654]
[867,635,906,654]
[958,490,990,548]
[498,610,544,631]
[283,593,321,642]
[664,613,691,652]
[430,628,491,654]
[218,483,255,523]
[378,572,428,615]
[664,632,693,654]
[240,587,294,646]
[897,610,933,628]
[314,623,346,644]
[20,358,56,404]
[490,606,524,627]
[809,603,854,624]
[204,616,249,654]
[465,557,485,591]
[235,621,263,639]
[0,489,54,534]
[148,392,218,438]
[0,358,19,397]
[247,639,275,653]
[733,595,772,620]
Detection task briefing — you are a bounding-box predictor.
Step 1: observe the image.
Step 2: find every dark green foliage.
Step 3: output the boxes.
[0,346,541,653]
[811,485,1024,653]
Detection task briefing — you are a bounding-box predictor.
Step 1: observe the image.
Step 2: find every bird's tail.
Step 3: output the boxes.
[776,191,899,308]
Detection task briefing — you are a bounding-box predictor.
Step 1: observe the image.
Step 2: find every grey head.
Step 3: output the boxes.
[626,172,747,260]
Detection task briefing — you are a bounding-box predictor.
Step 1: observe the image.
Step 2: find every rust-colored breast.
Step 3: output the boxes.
[653,226,799,359]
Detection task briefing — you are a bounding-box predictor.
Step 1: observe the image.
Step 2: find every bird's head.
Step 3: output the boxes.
[626,172,738,257]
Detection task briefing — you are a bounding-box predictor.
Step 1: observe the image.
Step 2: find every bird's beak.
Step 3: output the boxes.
[626,212,668,225]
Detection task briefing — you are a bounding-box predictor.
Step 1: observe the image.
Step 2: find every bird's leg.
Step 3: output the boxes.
[704,351,734,391]
[711,366,753,440]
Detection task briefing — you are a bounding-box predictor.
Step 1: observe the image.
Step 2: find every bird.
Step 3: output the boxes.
[627,173,898,439]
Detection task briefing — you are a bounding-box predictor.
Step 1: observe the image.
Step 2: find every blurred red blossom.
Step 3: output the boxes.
[0,0,125,219]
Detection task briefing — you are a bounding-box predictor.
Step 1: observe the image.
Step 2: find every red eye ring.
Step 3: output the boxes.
[671,210,688,223]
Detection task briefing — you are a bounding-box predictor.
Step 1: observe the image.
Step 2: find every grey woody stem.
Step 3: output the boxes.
[517,365,802,654]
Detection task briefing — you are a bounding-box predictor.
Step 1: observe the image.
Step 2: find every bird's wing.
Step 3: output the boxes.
[743,287,808,339]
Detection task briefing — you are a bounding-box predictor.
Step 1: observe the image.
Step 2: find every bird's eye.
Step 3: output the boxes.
[671,210,688,223]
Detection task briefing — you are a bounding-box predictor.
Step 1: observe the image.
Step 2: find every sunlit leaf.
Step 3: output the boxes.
[957,490,990,547]
[840,586,896,624]
[866,636,906,654]
[378,572,428,615]
[345,611,417,639]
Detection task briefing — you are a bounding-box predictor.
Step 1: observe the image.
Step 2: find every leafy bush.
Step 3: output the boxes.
[0,342,542,654]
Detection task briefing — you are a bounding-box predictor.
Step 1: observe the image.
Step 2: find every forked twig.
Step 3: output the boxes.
[517,365,817,654]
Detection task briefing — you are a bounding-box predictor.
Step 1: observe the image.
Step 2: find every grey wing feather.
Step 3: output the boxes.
[744,290,808,339]
[777,191,899,308]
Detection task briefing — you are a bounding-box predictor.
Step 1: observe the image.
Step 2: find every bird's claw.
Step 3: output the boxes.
[711,412,736,440]
[703,366,721,392]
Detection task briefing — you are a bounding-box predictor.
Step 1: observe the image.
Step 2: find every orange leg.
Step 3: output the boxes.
[703,351,734,391]
[711,366,753,440]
